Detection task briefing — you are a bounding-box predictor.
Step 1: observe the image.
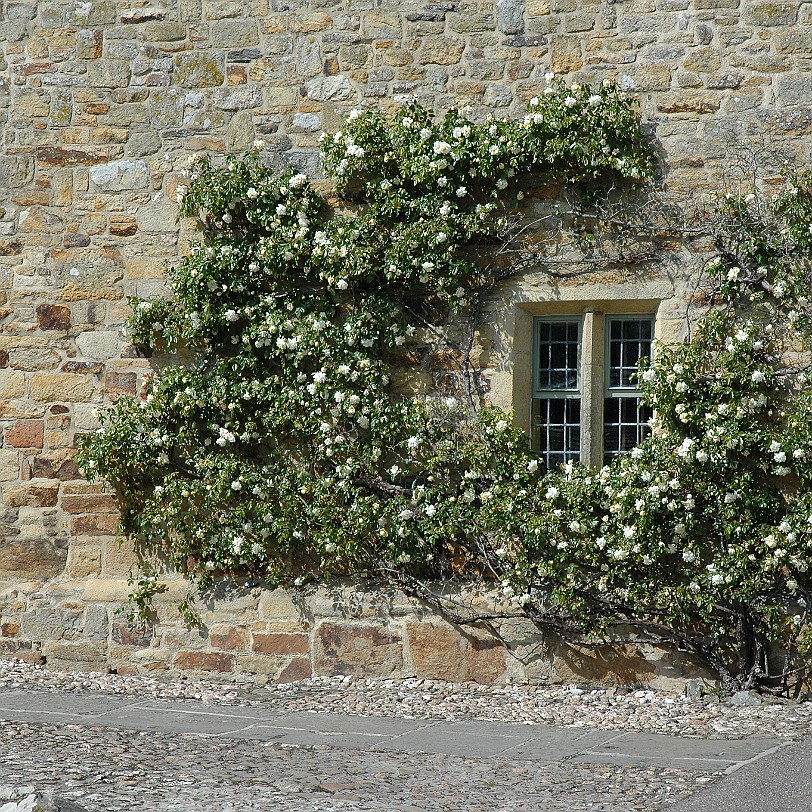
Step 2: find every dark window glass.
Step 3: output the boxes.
[532,396,581,469]
[607,318,653,393]
[535,320,580,392]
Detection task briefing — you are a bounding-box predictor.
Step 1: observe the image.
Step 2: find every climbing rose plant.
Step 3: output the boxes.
[80,81,812,692]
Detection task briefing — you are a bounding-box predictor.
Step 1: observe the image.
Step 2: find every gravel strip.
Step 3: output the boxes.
[2,656,811,740]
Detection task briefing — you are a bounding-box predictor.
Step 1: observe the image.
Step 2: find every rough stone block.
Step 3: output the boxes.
[32,453,81,481]
[125,257,165,280]
[407,621,508,683]
[210,19,259,47]
[0,621,20,638]
[552,641,657,686]
[292,112,322,131]
[175,53,225,87]
[89,160,150,192]
[76,28,104,59]
[0,538,67,579]
[109,215,138,237]
[5,420,44,449]
[361,11,402,38]
[103,371,137,396]
[112,621,154,647]
[2,481,59,507]
[102,536,140,577]
[496,0,525,34]
[551,35,582,73]
[657,94,720,114]
[126,130,162,158]
[775,30,812,53]
[233,654,286,677]
[258,589,300,618]
[68,545,103,578]
[76,330,122,361]
[420,36,466,65]
[84,59,132,88]
[210,626,249,650]
[631,63,672,91]
[289,13,332,33]
[174,650,234,672]
[71,513,119,535]
[61,492,118,514]
[305,75,357,101]
[0,371,26,400]
[9,348,61,371]
[278,656,312,681]
[213,86,263,110]
[30,373,95,403]
[36,304,71,331]
[748,1,797,25]
[313,622,403,677]
[0,450,19,482]
[144,21,188,41]
[42,640,107,669]
[136,198,179,234]
[81,579,133,603]
[252,631,309,655]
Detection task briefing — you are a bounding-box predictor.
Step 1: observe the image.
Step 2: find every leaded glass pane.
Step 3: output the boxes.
[535,320,580,392]
[604,317,654,464]
[607,318,653,389]
[603,397,653,465]
[533,396,581,469]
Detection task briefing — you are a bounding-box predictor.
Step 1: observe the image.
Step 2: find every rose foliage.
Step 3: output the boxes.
[80,81,812,692]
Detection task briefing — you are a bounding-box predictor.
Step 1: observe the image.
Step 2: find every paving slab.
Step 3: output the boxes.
[0,687,793,779]
[123,698,282,723]
[79,707,259,736]
[572,730,787,771]
[269,709,428,736]
[225,724,397,749]
[501,727,622,762]
[0,690,137,717]
[372,727,533,758]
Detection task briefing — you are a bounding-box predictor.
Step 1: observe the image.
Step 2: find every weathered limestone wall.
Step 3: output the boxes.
[2,576,713,688]
[0,0,809,682]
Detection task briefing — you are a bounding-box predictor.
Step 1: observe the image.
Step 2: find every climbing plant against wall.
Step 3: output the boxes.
[80,80,812,692]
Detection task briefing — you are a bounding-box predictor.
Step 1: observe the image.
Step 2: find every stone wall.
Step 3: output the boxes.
[0,0,810,682]
[1,576,714,688]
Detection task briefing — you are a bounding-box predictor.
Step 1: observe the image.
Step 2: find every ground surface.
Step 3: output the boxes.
[0,658,809,811]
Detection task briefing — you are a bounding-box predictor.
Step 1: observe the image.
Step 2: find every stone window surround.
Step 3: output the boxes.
[506,298,665,467]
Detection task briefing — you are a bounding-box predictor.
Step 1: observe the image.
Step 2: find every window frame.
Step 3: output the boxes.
[531,316,583,469]
[601,314,655,465]
[528,308,656,468]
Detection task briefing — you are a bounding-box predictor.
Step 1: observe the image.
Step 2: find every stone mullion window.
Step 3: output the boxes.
[602,316,654,465]
[531,310,655,469]
[531,316,582,469]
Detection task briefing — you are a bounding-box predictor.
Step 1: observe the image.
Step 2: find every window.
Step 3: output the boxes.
[531,312,654,468]
[603,317,653,464]
[531,318,582,469]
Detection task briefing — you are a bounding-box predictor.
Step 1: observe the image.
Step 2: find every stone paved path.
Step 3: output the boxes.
[0,688,792,811]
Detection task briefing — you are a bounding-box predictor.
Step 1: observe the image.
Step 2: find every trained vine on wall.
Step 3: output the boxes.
[80,78,812,692]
